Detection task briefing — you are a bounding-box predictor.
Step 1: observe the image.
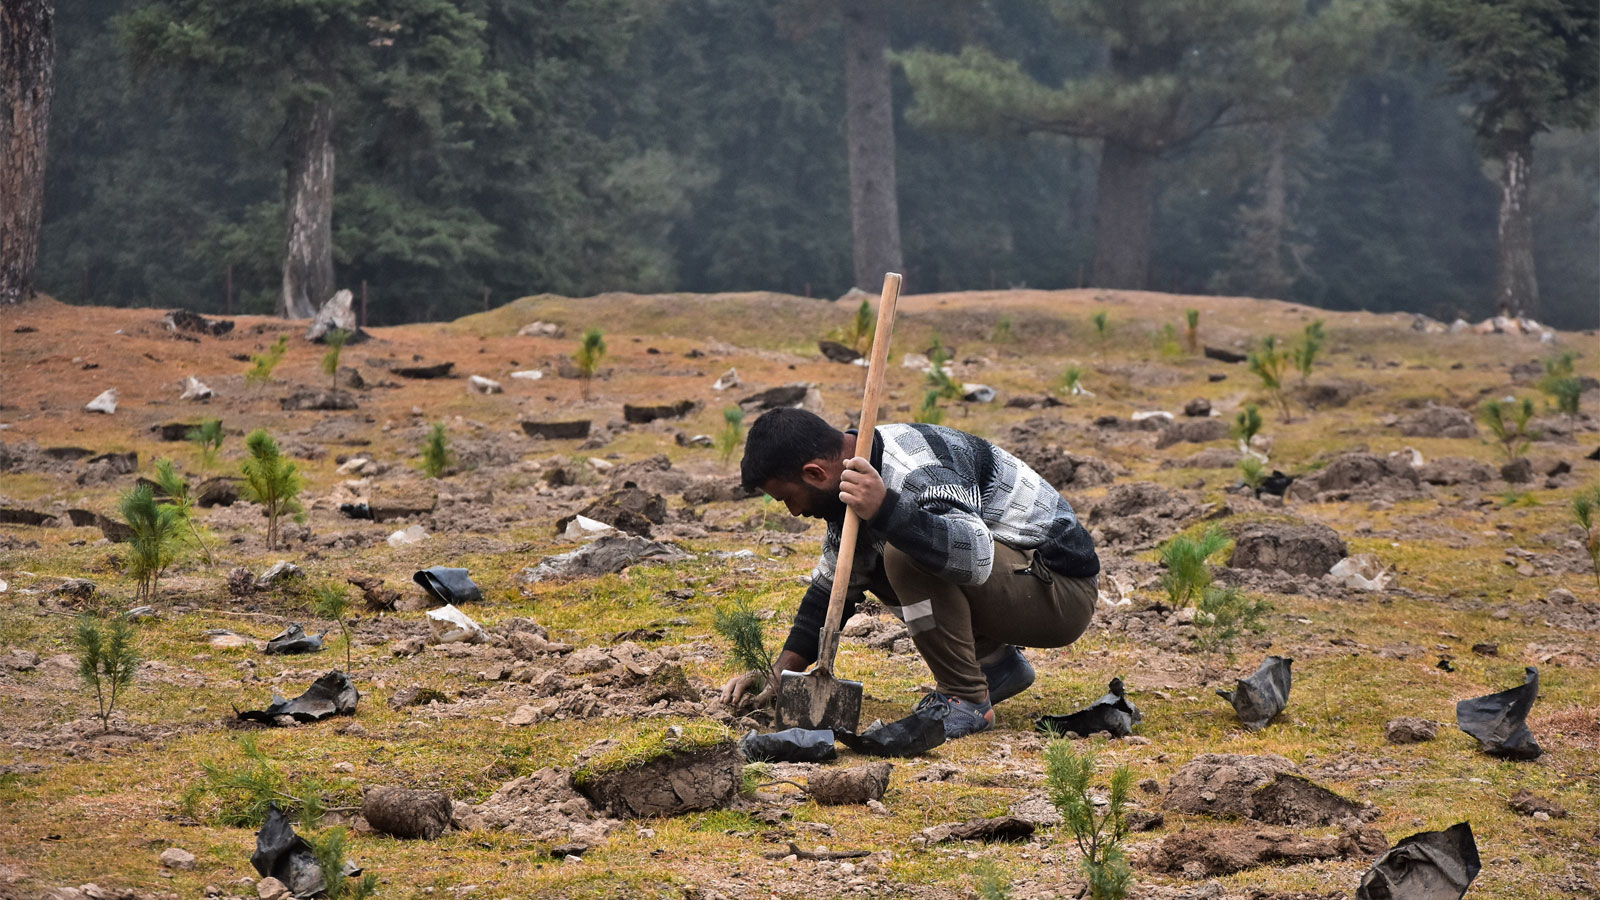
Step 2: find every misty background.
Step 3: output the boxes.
[35,0,1600,329]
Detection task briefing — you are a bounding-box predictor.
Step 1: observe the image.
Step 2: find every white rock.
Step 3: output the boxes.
[256,877,289,900]
[509,370,543,381]
[902,353,931,370]
[207,631,255,649]
[712,368,741,391]
[1328,554,1396,592]
[387,524,427,548]
[180,376,214,401]
[427,603,486,645]
[305,289,357,342]
[255,561,304,590]
[331,761,355,773]
[587,457,614,471]
[1131,410,1174,423]
[84,388,118,414]
[159,848,197,870]
[962,384,995,403]
[335,457,374,476]
[563,515,616,541]
[0,577,7,592]
[468,375,503,394]
[517,321,565,338]
[507,704,543,726]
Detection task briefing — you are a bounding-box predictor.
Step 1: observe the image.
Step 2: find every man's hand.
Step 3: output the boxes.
[719,649,810,708]
[838,456,887,521]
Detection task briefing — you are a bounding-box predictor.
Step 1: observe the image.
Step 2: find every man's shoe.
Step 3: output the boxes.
[915,691,994,739]
[982,645,1036,705]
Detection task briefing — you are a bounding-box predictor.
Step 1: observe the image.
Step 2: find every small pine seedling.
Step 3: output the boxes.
[915,388,946,425]
[310,827,379,900]
[1238,457,1266,494]
[993,315,1014,344]
[712,596,776,698]
[1061,364,1085,396]
[718,407,744,468]
[1480,397,1539,463]
[321,328,351,391]
[1232,403,1264,448]
[180,735,331,828]
[120,482,183,603]
[1184,309,1200,353]
[421,423,453,478]
[1539,353,1582,417]
[1291,320,1325,382]
[314,584,355,673]
[1046,741,1133,900]
[850,298,875,354]
[1091,310,1109,344]
[575,328,606,400]
[245,335,289,385]
[154,458,215,566]
[1159,527,1228,608]
[240,429,303,550]
[188,418,224,467]
[1248,335,1292,419]
[1573,484,1600,591]
[74,615,140,733]
[1194,584,1271,658]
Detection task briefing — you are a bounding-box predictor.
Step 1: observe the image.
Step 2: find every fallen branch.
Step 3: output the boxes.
[761,841,869,861]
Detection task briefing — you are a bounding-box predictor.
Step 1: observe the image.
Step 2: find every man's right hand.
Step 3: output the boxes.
[719,649,810,708]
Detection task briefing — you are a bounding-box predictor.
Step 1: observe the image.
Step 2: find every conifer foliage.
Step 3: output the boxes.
[240,429,302,550]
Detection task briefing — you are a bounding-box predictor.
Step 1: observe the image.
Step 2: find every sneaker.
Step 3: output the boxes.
[914,691,994,739]
[982,645,1036,705]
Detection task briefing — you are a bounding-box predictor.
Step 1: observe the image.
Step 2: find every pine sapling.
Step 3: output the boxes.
[1092,310,1109,347]
[575,328,606,400]
[240,429,303,550]
[321,329,351,392]
[421,423,452,478]
[1574,484,1600,592]
[74,615,140,733]
[1060,364,1089,397]
[1248,335,1292,419]
[1046,741,1133,900]
[310,827,379,900]
[120,482,183,603]
[1291,320,1325,383]
[155,458,215,566]
[188,418,224,467]
[915,388,946,425]
[850,298,875,354]
[180,735,335,828]
[993,315,1014,344]
[314,584,355,672]
[713,596,776,703]
[1481,397,1539,463]
[245,335,289,385]
[1539,353,1582,417]
[1159,527,1228,608]
[1184,309,1200,353]
[717,407,744,468]
[1238,457,1266,495]
[1194,585,1272,658]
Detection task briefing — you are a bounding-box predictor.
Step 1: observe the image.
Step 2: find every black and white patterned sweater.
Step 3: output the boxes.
[782,423,1100,662]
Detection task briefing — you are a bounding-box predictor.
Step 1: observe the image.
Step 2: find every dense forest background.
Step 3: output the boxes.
[34,0,1600,328]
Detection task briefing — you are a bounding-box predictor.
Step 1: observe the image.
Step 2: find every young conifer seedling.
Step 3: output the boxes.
[321,328,351,391]
[74,615,141,733]
[421,423,452,478]
[245,335,289,386]
[1184,308,1200,353]
[1573,484,1600,591]
[120,482,183,603]
[154,458,214,565]
[1232,403,1264,450]
[1481,397,1539,463]
[717,407,744,468]
[1046,741,1132,900]
[575,328,606,400]
[314,584,355,673]
[240,430,303,550]
[188,418,225,467]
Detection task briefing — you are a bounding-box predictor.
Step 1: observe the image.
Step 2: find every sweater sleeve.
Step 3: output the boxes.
[869,471,995,585]
[782,522,872,663]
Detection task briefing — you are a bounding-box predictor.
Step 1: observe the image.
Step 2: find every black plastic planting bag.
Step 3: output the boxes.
[1356,821,1481,900]
[339,502,373,520]
[264,623,326,655]
[1219,655,1292,731]
[1036,677,1142,738]
[414,566,483,605]
[1456,666,1541,760]
[251,805,327,896]
[740,727,838,763]
[237,671,359,724]
[837,708,946,758]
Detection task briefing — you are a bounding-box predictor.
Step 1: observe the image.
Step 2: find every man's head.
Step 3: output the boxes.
[741,408,849,520]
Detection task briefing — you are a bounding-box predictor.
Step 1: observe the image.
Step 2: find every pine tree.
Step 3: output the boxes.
[240,429,302,550]
[120,482,182,604]
[1,0,56,305]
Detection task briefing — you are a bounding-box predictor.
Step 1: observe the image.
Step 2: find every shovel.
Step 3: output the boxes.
[775,271,901,733]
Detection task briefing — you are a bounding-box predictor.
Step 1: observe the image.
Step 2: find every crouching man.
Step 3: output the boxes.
[720,408,1100,738]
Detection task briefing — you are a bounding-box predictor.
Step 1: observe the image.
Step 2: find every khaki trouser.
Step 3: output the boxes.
[880,541,1097,702]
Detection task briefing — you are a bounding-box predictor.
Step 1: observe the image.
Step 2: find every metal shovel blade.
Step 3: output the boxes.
[776,666,862,733]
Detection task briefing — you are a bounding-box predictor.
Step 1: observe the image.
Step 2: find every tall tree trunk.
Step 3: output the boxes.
[1091,139,1155,290]
[843,0,902,290]
[280,100,336,319]
[0,0,55,305]
[1493,134,1537,319]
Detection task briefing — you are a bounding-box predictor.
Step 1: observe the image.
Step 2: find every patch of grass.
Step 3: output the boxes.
[571,721,734,787]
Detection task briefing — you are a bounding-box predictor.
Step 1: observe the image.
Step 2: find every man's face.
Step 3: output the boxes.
[762,476,846,522]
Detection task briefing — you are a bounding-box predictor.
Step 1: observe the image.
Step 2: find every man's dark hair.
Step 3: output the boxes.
[741,408,844,491]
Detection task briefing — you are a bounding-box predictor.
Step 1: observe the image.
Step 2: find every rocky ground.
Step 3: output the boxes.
[0,289,1597,900]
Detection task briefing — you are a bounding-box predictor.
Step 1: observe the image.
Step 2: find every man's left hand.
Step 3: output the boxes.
[839,456,886,521]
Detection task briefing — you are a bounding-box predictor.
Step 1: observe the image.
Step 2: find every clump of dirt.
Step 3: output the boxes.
[1418,457,1497,486]
[1395,404,1478,438]
[1227,521,1347,577]
[1385,717,1438,744]
[1090,482,1221,549]
[1141,823,1388,877]
[1154,418,1229,449]
[1288,453,1427,502]
[1162,753,1296,819]
[572,735,743,818]
[808,762,892,805]
[564,485,667,536]
[462,767,619,854]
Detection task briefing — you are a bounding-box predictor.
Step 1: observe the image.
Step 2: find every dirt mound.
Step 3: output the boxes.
[464,767,619,854]
[1091,482,1221,549]
[1155,418,1230,449]
[1160,447,1242,469]
[573,738,742,818]
[1293,377,1371,409]
[1395,405,1478,439]
[1162,753,1296,819]
[1287,453,1426,502]
[567,486,668,536]
[1006,441,1117,489]
[1227,522,1347,577]
[1417,457,1497,485]
[1142,824,1388,877]
[808,762,892,805]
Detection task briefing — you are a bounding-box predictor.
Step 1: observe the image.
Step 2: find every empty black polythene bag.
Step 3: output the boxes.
[837,709,946,758]
[264,623,325,655]
[251,804,327,897]
[1456,666,1542,760]
[1356,821,1481,900]
[1218,655,1292,731]
[414,567,483,605]
[740,728,838,763]
[1035,677,1142,738]
[237,671,360,724]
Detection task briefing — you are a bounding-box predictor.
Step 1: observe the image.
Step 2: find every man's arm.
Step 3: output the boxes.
[870,471,995,584]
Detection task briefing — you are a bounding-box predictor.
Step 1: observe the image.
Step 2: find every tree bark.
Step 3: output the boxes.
[1091,139,1156,290]
[0,0,55,305]
[280,100,336,319]
[1493,135,1537,319]
[843,0,902,290]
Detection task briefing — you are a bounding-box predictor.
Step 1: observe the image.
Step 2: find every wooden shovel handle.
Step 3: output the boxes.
[815,272,901,670]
